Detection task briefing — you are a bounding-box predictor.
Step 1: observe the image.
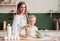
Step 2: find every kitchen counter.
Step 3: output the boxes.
[0,36,60,41]
[0,30,60,41]
[21,36,60,41]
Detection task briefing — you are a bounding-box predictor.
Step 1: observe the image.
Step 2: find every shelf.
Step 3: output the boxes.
[0,3,17,13]
[9,12,16,13]
[0,4,16,6]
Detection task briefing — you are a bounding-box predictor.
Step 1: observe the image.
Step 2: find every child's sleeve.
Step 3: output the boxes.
[35,27,38,31]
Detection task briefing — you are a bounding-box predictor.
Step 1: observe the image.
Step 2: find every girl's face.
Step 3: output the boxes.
[20,4,26,14]
[28,18,36,26]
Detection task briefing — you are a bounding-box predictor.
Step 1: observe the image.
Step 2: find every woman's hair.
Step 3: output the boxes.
[17,1,27,15]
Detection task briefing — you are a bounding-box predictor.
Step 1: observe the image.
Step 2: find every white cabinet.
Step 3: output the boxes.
[0,4,17,13]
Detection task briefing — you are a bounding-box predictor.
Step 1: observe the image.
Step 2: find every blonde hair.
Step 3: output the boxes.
[28,15,36,20]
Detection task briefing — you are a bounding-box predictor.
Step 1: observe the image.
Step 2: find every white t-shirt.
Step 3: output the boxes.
[12,14,27,36]
[20,25,38,37]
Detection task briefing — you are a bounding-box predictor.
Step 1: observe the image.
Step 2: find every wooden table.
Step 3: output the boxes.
[0,36,60,41]
[0,30,60,41]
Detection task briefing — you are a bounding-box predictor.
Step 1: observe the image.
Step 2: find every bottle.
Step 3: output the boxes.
[7,24,11,40]
[11,0,15,4]
[44,29,49,37]
[4,36,8,41]
[4,0,9,4]
[3,21,7,31]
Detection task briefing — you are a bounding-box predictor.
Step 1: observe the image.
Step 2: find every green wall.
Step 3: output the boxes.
[0,13,14,30]
[0,13,60,30]
[29,13,60,30]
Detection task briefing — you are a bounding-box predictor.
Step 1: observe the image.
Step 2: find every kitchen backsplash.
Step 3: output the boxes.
[0,13,60,30]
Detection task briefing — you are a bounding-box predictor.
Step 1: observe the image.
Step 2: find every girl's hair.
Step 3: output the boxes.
[17,1,27,15]
[28,15,36,20]
[27,15,36,24]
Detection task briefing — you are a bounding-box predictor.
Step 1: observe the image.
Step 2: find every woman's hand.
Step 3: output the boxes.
[22,24,31,29]
[19,34,29,40]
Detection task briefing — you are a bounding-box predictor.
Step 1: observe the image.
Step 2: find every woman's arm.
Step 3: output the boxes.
[19,33,27,38]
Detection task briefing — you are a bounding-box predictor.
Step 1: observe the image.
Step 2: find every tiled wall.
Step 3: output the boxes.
[28,13,60,30]
[0,13,60,30]
[0,13,14,30]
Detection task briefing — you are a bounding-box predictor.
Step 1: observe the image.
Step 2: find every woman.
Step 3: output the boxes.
[12,1,28,37]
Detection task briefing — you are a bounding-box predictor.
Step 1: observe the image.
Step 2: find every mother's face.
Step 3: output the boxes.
[20,4,26,14]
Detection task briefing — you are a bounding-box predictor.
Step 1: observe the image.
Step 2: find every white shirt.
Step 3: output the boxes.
[12,14,27,36]
[20,25,38,37]
[28,25,38,37]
